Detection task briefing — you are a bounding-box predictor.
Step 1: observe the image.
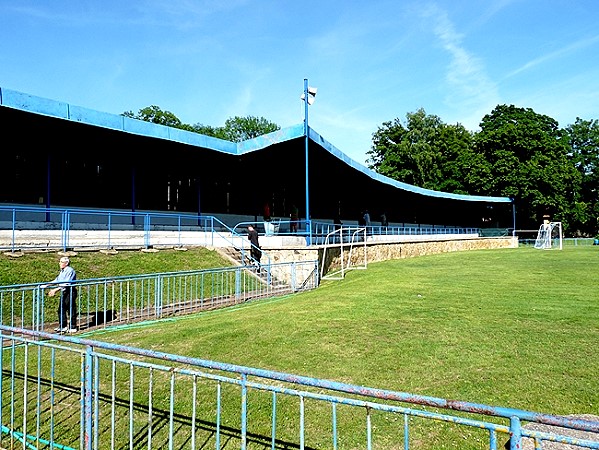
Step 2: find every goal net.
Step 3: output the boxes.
[321,227,368,280]
[534,221,563,250]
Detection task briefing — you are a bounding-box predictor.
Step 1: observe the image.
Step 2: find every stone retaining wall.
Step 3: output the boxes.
[262,237,518,277]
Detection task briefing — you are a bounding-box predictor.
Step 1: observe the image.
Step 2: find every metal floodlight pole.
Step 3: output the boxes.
[303,78,310,244]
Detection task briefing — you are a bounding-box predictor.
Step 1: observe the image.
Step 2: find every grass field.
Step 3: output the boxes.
[2,245,598,448]
[106,246,598,409]
[0,246,232,286]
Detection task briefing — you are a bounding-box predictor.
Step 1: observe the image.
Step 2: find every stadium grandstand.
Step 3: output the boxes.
[0,86,514,236]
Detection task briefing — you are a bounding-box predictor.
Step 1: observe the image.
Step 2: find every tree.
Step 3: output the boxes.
[123,107,280,143]
[565,117,599,236]
[123,105,184,128]
[473,105,581,231]
[190,123,228,140]
[220,116,280,142]
[367,108,475,193]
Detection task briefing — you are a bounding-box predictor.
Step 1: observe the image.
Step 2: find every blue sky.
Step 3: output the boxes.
[1,1,598,165]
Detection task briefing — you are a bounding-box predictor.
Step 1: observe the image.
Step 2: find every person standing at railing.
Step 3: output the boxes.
[380,212,388,228]
[363,210,371,235]
[247,225,262,269]
[43,256,78,333]
[290,204,299,233]
[334,214,343,244]
[263,202,271,222]
[363,210,371,227]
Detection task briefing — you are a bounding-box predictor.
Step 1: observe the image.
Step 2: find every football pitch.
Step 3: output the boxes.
[83,245,598,449]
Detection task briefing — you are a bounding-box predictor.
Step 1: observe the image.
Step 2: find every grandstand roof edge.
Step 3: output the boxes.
[306,127,512,204]
[0,86,238,155]
[236,124,304,153]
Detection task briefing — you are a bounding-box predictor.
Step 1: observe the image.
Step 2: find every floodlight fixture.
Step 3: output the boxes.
[300,91,317,105]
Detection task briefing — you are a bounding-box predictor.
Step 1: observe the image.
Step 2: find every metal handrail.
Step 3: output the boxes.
[1,325,597,450]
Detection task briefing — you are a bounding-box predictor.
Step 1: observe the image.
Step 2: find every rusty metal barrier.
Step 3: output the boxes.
[0,326,598,450]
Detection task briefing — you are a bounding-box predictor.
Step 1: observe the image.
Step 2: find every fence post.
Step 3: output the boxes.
[241,374,248,449]
[84,345,94,450]
[509,416,522,450]
[61,210,69,252]
[235,268,242,301]
[33,287,42,332]
[155,275,163,317]
[144,214,151,248]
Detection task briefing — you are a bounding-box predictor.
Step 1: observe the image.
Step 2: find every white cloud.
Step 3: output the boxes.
[420,3,501,128]
[507,34,599,78]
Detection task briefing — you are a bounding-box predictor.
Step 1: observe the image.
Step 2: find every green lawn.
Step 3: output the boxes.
[115,247,597,407]
[88,245,598,448]
[0,246,231,286]
[2,245,598,449]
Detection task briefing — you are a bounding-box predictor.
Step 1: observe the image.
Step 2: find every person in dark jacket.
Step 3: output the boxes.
[247,225,262,267]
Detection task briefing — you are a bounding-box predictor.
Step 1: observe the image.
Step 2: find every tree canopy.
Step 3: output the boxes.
[473,105,581,229]
[565,117,599,235]
[368,105,597,235]
[122,107,280,143]
[123,106,183,128]
[368,108,476,195]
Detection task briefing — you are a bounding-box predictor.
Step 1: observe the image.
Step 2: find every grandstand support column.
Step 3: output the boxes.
[302,78,317,246]
[511,198,516,236]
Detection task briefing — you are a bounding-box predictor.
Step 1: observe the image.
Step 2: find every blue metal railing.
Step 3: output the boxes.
[0,205,490,251]
[0,205,237,252]
[0,260,319,332]
[1,326,597,450]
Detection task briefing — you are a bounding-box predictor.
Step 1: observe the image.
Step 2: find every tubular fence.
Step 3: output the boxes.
[0,260,319,333]
[1,326,598,450]
[0,205,489,252]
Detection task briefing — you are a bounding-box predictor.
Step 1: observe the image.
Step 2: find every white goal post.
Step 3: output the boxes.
[534,221,563,250]
[321,227,368,280]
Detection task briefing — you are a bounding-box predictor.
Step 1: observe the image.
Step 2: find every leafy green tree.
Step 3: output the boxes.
[190,123,228,140]
[123,107,280,143]
[123,105,184,128]
[565,117,599,236]
[367,108,475,193]
[220,116,280,142]
[473,105,581,231]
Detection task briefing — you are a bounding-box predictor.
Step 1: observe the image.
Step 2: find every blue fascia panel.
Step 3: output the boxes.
[123,116,170,139]
[171,126,237,154]
[236,124,304,154]
[70,104,124,129]
[1,88,70,119]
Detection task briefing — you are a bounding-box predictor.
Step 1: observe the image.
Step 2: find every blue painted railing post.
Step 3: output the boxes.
[241,374,248,449]
[489,429,498,449]
[509,416,522,450]
[61,210,69,252]
[271,392,277,450]
[404,414,409,450]
[144,214,151,248]
[155,275,163,317]
[11,209,16,254]
[33,287,41,332]
[84,345,94,450]
[235,267,242,300]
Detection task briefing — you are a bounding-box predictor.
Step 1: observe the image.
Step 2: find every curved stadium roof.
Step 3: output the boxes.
[0,87,513,228]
